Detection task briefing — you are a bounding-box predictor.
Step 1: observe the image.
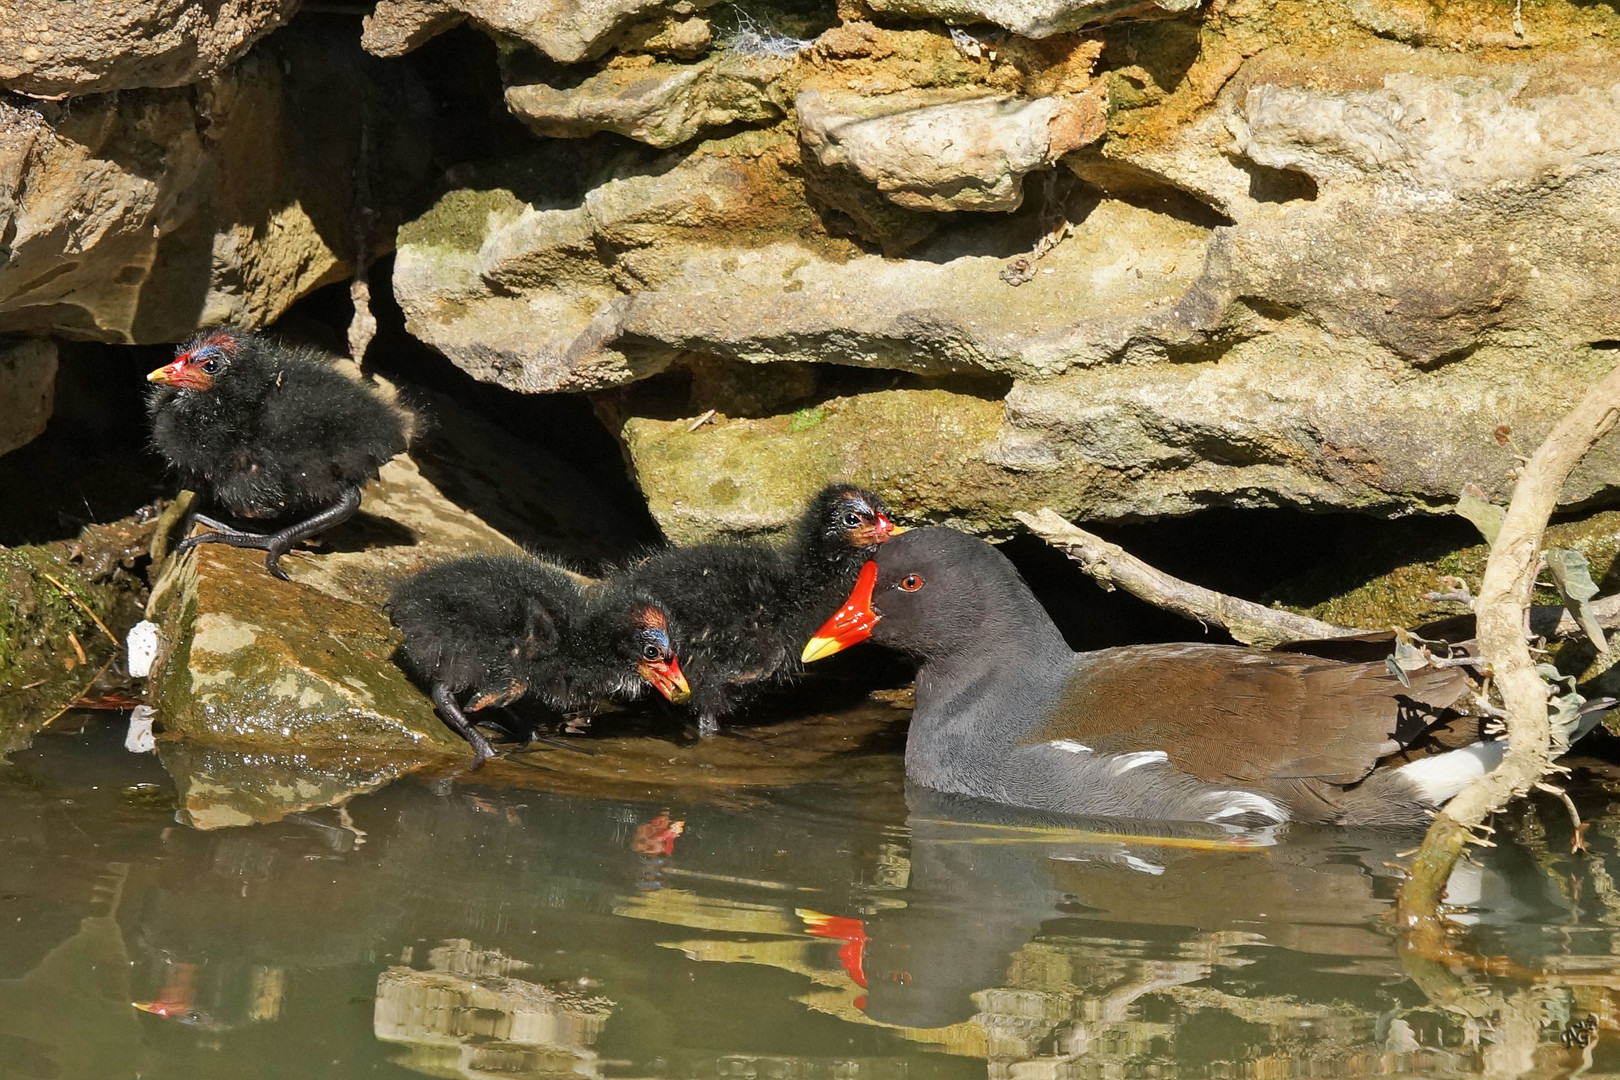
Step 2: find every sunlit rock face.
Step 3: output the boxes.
[0,0,301,97]
[861,0,1201,38]
[362,0,723,63]
[797,86,1107,212]
[392,0,1620,541]
[0,24,436,344]
[505,52,793,148]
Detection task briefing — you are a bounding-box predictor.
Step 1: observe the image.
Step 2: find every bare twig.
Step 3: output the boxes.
[1398,357,1620,933]
[1017,508,1620,646]
[1013,508,1369,647]
[1536,780,1589,853]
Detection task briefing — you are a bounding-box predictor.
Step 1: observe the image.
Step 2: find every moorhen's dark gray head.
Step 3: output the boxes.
[802,527,1045,664]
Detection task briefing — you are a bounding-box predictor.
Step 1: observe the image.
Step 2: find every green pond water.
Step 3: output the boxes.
[6,712,1620,1079]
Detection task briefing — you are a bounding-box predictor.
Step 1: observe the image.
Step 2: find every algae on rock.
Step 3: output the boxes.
[141,457,519,760]
[0,517,153,756]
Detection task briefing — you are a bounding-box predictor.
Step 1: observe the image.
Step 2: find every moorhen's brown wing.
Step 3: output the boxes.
[1038,643,1473,787]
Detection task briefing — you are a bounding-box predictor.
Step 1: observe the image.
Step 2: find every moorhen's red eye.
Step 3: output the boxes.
[899,574,924,592]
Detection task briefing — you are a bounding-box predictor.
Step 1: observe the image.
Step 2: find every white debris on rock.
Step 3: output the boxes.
[126,620,161,679]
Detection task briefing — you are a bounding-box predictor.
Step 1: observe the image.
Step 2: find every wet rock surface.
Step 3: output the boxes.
[0,0,301,97]
[159,741,421,830]
[142,457,514,759]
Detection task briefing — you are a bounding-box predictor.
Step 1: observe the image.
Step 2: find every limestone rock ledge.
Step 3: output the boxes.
[142,456,517,761]
[363,0,722,63]
[0,0,301,98]
[395,19,1620,538]
[0,23,437,344]
[505,53,792,149]
[797,86,1107,212]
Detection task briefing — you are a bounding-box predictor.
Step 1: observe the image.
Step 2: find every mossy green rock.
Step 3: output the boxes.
[144,457,518,760]
[1,517,149,756]
[621,385,1071,542]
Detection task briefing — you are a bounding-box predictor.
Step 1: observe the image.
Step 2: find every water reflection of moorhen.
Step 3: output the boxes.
[389,554,690,764]
[805,527,1491,827]
[146,327,412,580]
[615,484,898,736]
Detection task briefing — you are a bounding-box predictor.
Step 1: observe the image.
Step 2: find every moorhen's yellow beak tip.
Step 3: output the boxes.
[802,636,845,664]
[888,524,908,535]
[145,367,169,383]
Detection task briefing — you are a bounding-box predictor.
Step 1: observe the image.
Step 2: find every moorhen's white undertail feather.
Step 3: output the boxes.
[804,527,1489,829]
[147,327,412,580]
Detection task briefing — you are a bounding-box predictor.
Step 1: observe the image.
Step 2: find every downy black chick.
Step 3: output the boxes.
[613,483,898,736]
[389,554,690,765]
[147,327,412,580]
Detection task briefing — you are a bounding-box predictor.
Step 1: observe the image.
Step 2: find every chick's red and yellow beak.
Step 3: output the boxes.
[640,654,692,703]
[146,354,211,391]
[803,560,881,663]
[853,513,905,547]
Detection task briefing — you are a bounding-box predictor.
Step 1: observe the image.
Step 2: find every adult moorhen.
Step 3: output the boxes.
[147,327,412,580]
[389,553,690,765]
[803,527,1495,828]
[615,483,899,736]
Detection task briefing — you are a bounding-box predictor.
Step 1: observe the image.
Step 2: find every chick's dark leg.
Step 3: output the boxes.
[176,487,362,582]
[260,486,363,581]
[431,682,496,768]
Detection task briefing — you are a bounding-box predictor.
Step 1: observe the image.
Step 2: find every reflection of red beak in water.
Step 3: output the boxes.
[633,811,685,856]
[798,909,869,997]
[131,961,199,1021]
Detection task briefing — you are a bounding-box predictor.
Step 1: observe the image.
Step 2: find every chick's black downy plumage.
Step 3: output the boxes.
[147,327,412,580]
[613,483,897,736]
[389,554,583,766]
[389,554,692,764]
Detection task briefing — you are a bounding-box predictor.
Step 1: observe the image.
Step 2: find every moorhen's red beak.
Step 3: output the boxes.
[640,654,692,703]
[146,353,211,391]
[803,561,880,662]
